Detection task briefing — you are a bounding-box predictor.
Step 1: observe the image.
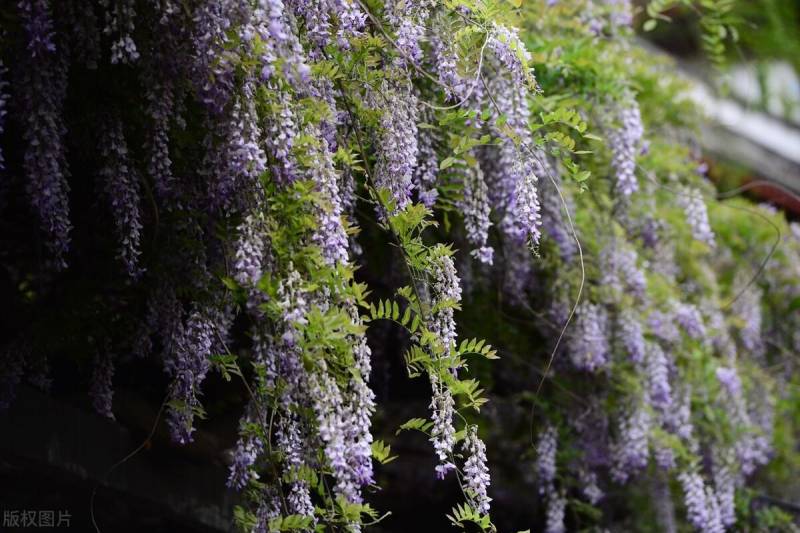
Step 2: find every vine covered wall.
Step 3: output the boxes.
[0,0,799,531]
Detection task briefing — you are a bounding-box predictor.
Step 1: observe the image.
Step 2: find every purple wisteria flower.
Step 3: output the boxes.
[413,125,439,208]
[648,309,682,345]
[678,469,725,533]
[645,342,672,411]
[674,302,707,340]
[227,403,264,490]
[276,415,315,516]
[306,126,349,266]
[579,468,604,504]
[539,168,577,262]
[488,25,531,85]
[89,350,115,420]
[99,118,144,277]
[207,80,267,211]
[569,303,610,372]
[19,0,72,269]
[535,424,558,494]
[265,89,300,184]
[164,305,220,444]
[373,82,419,211]
[544,492,566,533]
[484,68,542,247]
[611,402,651,482]
[601,245,646,300]
[430,31,471,102]
[715,366,742,398]
[429,252,462,359]
[461,162,494,264]
[607,99,643,196]
[678,186,716,247]
[462,425,491,514]
[618,309,645,363]
[0,61,8,171]
[384,0,435,66]
[430,375,456,478]
[103,0,139,63]
[731,282,765,358]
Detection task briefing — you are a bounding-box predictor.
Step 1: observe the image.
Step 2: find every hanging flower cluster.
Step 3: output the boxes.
[0,1,798,532]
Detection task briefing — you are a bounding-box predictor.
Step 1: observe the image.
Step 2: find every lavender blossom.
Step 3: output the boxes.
[430,375,456,477]
[714,461,736,528]
[715,366,742,398]
[483,68,541,246]
[488,25,531,85]
[384,0,435,66]
[276,415,315,516]
[611,402,651,482]
[227,404,264,490]
[19,0,72,268]
[601,245,646,300]
[208,81,267,210]
[461,162,493,264]
[645,342,672,411]
[373,83,419,210]
[462,425,491,514]
[539,169,577,262]
[430,31,471,101]
[545,492,567,533]
[103,0,139,63]
[535,424,558,494]
[569,303,610,372]
[89,350,115,420]
[731,282,765,358]
[678,186,716,247]
[618,310,645,363]
[164,305,218,444]
[99,118,144,277]
[674,302,706,340]
[607,100,643,196]
[579,468,604,504]
[429,252,462,359]
[0,345,26,410]
[648,309,682,345]
[0,61,8,171]
[678,469,725,533]
[265,89,299,184]
[413,125,439,207]
[306,126,349,265]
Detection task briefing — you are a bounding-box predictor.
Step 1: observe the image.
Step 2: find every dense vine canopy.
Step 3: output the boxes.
[1,0,799,531]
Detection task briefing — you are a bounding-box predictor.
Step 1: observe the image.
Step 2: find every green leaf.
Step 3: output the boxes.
[396,417,433,435]
[440,157,456,170]
[643,19,658,32]
[371,440,398,464]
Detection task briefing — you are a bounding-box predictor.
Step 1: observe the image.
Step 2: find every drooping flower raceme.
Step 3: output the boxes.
[98,118,144,277]
[102,0,139,63]
[617,309,645,363]
[645,342,672,411]
[678,469,725,533]
[461,161,494,264]
[462,425,491,514]
[569,302,610,372]
[373,82,419,211]
[544,492,567,533]
[607,99,643,196]
[19,0,72,268]
[89,350,115,420]
[535,424,558,494]
[611,401,652,482]
[0,61,8,171]
[678,186,716,247]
